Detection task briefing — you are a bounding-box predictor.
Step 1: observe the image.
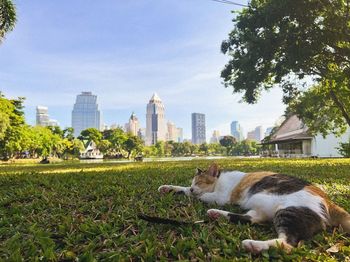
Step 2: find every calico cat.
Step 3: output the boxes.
[158,163,350,253]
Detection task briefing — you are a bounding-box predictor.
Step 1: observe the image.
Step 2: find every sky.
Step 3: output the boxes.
[0,0,286,140]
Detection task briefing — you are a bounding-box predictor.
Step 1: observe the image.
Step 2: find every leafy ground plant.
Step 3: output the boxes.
[0,158,349,261]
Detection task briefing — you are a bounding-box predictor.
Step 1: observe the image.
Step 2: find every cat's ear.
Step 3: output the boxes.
[208,163,220,177]
[196,168,203,175]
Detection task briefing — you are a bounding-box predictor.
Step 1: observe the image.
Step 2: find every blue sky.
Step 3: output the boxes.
[0,0,285,139]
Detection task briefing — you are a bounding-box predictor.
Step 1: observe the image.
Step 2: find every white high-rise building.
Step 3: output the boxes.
[167,121,178,142]
[72,92,101,137]
[36,106,59,127]
[125,112,140,136]
[48,119,59,127]
[176,127,183,142]
[36,106,50,126]
[210,130,221,144]
[146,93,166,145]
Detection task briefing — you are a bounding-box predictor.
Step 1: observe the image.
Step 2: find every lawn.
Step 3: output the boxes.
[0,158,349,261]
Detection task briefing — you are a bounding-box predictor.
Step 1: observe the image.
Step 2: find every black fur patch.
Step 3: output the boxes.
[228,213,252,224]
[248,174,310,195]
[273,206,324,246]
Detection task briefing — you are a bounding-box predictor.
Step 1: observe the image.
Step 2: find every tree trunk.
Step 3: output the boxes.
[329,89,350,127]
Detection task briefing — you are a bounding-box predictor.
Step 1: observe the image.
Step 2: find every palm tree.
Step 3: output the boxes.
[0,0,16,43]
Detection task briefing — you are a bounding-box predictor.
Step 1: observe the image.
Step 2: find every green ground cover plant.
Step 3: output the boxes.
[0,158,349,261]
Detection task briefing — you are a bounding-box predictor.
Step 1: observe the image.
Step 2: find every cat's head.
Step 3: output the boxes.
[190,163,220,196]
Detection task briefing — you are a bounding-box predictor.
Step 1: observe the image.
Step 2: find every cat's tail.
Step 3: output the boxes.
[328,202,350,233]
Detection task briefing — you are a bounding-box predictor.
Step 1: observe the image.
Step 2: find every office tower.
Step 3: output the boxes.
[230,121,244,141]
[72,91,101,137]
[254,126,263,142]
[138,128,146,141]
[210,130,221,144]
[176,127,183,143]
[146,93,166,145]
[192,113,206,144]
[48,119,59,127]
[166,121,178,142]
[36,106,50,126]
[125,112,140,136]
[247,130,256,141]
[247,126,264,142]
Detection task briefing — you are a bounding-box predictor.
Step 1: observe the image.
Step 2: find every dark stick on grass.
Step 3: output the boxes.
[138,213,208,226]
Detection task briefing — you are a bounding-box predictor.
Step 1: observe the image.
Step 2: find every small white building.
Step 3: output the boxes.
[80,141,103,159]
[263,115,350,158]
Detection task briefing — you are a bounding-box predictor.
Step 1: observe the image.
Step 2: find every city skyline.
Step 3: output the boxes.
[0,0,285,139]
[33,91,280,142]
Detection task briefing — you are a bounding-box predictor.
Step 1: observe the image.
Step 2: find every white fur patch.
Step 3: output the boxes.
[207,171,246,205]
[239,189,326,221]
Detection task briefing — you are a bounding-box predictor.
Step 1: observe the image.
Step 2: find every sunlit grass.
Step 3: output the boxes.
[0,158,349,260]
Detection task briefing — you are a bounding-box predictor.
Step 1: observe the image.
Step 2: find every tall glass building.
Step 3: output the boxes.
[192,113,206,144]
[72,92,101,137]
[230,121,244,141]
[146,93,166,145]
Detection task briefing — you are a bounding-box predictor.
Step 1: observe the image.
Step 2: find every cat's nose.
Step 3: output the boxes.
[190,188,194,193]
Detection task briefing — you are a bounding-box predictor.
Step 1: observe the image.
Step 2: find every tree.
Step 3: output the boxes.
[0,93,13,139]
[103,128,128,154]
[199,143,209,155]
[0,0,16,43]
[221,0,350,135]
[0,96,26,159]
[154,141,165,157]
[63,127,75,140]
[79,128,102,144]
[338,140,350,157]
[289,79,350,136]
[124,136,143,159]
[219,136,236,155]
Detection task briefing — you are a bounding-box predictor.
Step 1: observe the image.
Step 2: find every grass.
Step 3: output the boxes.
[0,158,349,261]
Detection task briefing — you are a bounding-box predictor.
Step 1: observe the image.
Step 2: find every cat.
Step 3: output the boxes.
[158,163,350,253]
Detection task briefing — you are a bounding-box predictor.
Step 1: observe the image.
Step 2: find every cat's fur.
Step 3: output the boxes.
[158,163,350,253]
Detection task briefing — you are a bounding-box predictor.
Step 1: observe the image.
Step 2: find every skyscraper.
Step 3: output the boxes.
[146,93,166,145]
[36,106,59,127]
[36,106,49,126]
[166,121,177,142]
[125,112,140,136]
[72,92,101,137]
[176,127,183,143]
[192,113,206,144]
[210,130,221,144]
[247,126,263,142]
[230,121,243,141]
[254,126,263,142]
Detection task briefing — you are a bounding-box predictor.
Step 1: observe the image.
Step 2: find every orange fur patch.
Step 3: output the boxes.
[230,172,276,203]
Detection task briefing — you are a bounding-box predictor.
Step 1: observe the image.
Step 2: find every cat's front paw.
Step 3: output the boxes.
[158,185,173,194]
[207,209,227,220]
[242,239,268,254]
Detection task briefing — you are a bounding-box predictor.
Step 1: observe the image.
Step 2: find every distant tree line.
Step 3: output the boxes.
[0,94,85,160]
[0,93,264,161]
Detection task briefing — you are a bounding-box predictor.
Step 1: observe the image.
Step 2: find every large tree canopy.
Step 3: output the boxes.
[221,0,350,134]
[0,0,16,42]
